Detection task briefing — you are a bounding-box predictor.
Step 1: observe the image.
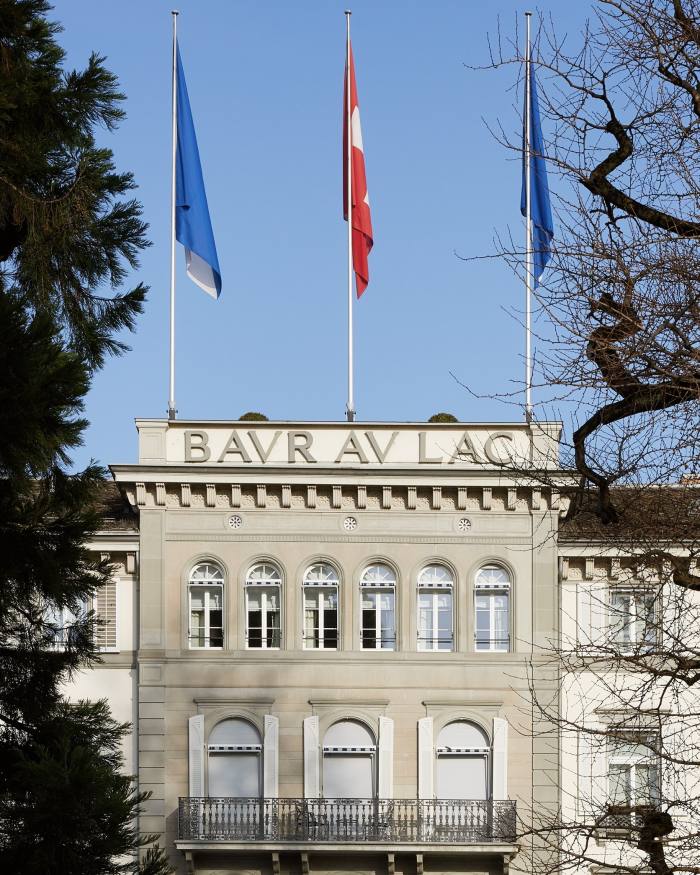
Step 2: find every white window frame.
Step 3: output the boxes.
[188,562,224,650]
[474,565,511,653]
[245,562,282,650]
[609,587,657,651]
[303,563,340,650]
[608,734,660,819]
[417,565,454,652]
[360,564,396,650]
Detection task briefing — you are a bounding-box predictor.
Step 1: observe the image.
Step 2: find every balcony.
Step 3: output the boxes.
[178,798,517,845]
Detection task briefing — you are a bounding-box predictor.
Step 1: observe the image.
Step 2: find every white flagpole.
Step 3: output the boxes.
[345,10,356,423]
[168,10,179,421]
[524,11,533,422]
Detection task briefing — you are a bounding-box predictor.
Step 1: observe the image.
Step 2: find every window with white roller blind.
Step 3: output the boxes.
[322,720,376,799]
[435,721,490,800]
[207,718,262,798]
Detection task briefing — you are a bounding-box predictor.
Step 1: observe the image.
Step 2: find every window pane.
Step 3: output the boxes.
[609,764,631,805]
[380,593,395,649]
[418,593,433,650]
[190,609,205,647]
[362,604,377,649]
[323,608,338,648]
[323,755,374,799]
[437,593,452,650]
[209,608,223,648]
[304,600,319,648]
[266,598,281,648]
[493,594,509,650]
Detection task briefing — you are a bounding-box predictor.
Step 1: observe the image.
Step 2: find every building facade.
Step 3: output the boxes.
[80,419,564,875]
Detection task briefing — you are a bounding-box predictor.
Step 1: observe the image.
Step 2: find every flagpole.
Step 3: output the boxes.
[168,10,179,421]
[524,11,533,423]
[345,10,355,423]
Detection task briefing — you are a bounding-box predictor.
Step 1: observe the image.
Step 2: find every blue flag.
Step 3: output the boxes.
[520,61,553,287]
[176,44,222,299]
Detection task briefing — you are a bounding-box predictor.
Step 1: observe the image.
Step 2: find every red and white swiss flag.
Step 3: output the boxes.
[343,41,373,297]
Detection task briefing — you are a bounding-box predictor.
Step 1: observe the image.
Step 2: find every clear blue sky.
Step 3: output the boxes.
[52,0,589,469]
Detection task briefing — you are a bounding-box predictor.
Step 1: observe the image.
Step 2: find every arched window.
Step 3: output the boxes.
[474,565,511,652]
[436,721,490,800]
[360,564,396,650]
[245,562,281,649]
[189,562,224,649]
[303,563,339,650]
[417,564,454,651]
[208,718,262,797]
[322,719,376,799]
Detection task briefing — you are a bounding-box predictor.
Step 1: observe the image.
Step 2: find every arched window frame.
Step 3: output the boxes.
[207,717,263,798]
[417,564,454,652]
[360,563,397,650]
[434,720,491,800]
[322,719,377,799]
[303,562,340,650]
[474,564,511,652]
[245,562,282,649]
[188,561,224,649]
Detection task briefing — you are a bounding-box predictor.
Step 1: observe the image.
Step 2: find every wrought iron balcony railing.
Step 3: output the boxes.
[178,798,517,844]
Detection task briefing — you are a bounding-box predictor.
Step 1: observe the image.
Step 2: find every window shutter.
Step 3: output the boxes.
[378,716,394,799]
[417,717,434,799]
[492,717,508,800]
[590,584,607,648]
[303,716,320,798]
[263,715,279,798]
[188,714,205,797]
[94,578,118,649]
[577,583,592,646]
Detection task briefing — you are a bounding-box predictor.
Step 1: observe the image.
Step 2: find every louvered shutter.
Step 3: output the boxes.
[94,578,118,649]
[263,715,279,798]
[418,717,434,799]
[303,716,320,798]
[188,714,205,796]
[378,716,394,798]
[492,717,508,799]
